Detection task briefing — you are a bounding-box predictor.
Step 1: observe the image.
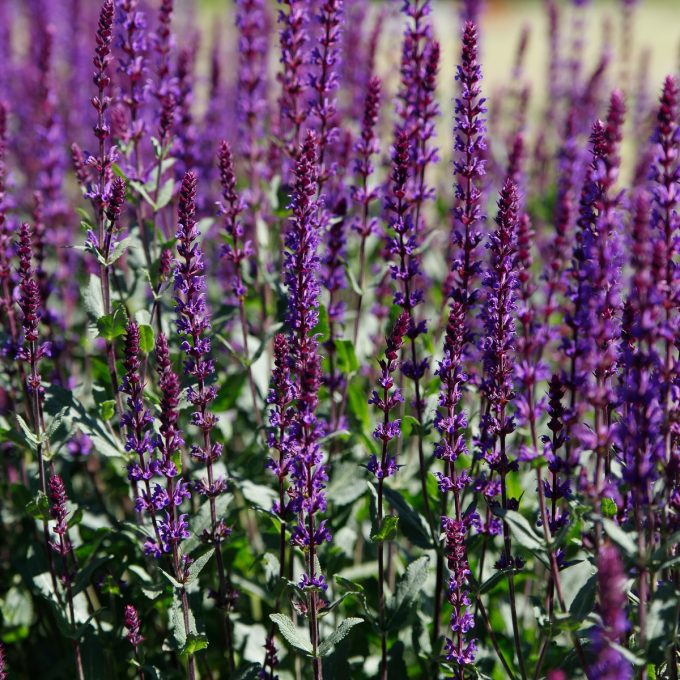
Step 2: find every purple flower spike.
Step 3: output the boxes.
[118,0,148,173]
[218,140,252,302]
[480,179,520,473]
[277,0,309,167]
[281,132,328,669]
[16,223,50,397]
[442,516,477,667]
[649,76,679,466]
[308,0,343,187]
[367,311,409,480]
[589,543,632,680]
[236,0,269,181]
[449,20,487,312]
[124,604,144,651]
[48,475,71,554]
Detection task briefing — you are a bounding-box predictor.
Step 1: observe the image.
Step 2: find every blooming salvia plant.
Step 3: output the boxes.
[0,1,679,679]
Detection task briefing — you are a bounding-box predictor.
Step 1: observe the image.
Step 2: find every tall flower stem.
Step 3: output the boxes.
[481,180,526,679]
[174,171,234,671]
[368,312,408,680]
[17,223,60,597]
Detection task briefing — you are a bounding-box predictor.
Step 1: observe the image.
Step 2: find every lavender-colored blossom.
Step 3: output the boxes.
[174,46,198,178]
[152,0,175,102]
[117,0,148,173]
[266,333,296,517]
[281,134,329,670]
[0,641,6,680]
[308,0,343,186]
[174,171,226,523]
[236,0,269,183]
[350,74,381,342]
[48,474,71,556]
[218,141,252,302]
[89,0,116,224]
[124,604,144,651]
[433,302,470,483]
[649,76,679,452]
[480,179,520,475]
[442,516,477,666]
[615,192,665,532]
[589,543,632,680]
[435,303,477,668]
[16,223,50,397]
[564,93,625,434]
[276,0,308,167]
[459,0,485,25]
[367,312,408,480]
[68,432,93,458]
[448,21,487,315]
[541,375,577,562]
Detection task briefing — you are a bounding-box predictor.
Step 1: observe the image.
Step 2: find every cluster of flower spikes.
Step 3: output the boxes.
[615,191,664,515]
[478,179,523,557]
[648,76,680,531]
[563,92,625,453]
[367,311,409,481]
[173,170,229,546]
[435,303,478,668]
[282,131,332,595]
[121,320,190,558]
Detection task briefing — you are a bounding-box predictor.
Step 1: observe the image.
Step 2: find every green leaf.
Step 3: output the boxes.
[600,497,617,518]
[16,414,40,447]
[155,178,175,210]
[84,275,105,320]
[99,400,116,421]
[567,572,597,622]
[186,549,213,585]
[601,518,637,558]
[318,618,363,657]
[646,583,677,662]
[493,508,546,555]
[180,634,209,657]
[107,236,133,265]
[129,179,158,210]
[348,381,370,433]
[138,324,155,354]
[312,304,330,342]
[335,340,359,374]
[96,305,128,341]
[382,487,432,549]
[343,261,363,296]
[0,587,35,629]
[478,567,522,595]
[269,613,313,655]
[371,515,399,543]
[386,556,429,632]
